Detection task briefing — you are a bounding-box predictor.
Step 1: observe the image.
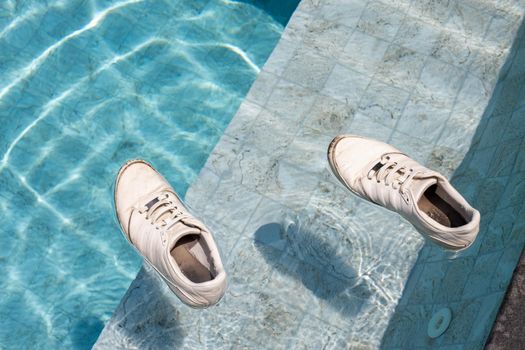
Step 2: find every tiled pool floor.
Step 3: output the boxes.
[97,0,525,349]
[382,18,525,348]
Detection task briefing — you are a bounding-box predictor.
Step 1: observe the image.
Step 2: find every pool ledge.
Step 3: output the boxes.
[95,0,525,348]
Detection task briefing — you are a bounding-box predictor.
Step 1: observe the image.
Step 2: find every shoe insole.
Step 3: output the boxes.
[418,184,467,228]
[171,235,213,283]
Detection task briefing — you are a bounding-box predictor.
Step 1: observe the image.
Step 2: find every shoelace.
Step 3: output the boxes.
[366,153,423,202]
[138,192,189,230]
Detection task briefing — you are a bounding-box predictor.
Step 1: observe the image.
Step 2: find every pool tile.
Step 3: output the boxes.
[263,38,299,76]
[487,137,522,177]
[408,0,455,25]
[508,46,525,79]
[491,76,525,117]
[303,94,356,135]
[415,58,466,110]
[318,0,365,27]
[284,127,333,173]
[203,137,241,180]
[512,138,525,173]
[322,64,371,103]
[504,107,525,141]
[307,180,362,227]
[409,261,448,304]
[263,252,323,316]
[266,79,317,122]
[376,45,427,90]
[348,112,393,142]
[247,108,297,157]
[447,2,492,38]
[485,13,522,49]
[396,98,451,142]
[357,76,408,119]
[470,48,508,87]
[431,31,477,70]
[427,146,464,178]
[231,144,277,193]
[283,47,335,91]
[293,314,355,349]
[228,235,280,291]
[473,176,507,215]
[436,112,480,154]
[479,210,512,255]
[508,207,525,245]
[392,16,441,56]
[236,297,303,349]
[467,292,505,344]
[302,19,354,58]
[339,30,390,76]
[490,245,523,293]
[263,160,319,210]
[356,2,406,41]
[243,196,294,240]
[439,299,481,346]
[207,177,262,234]
[384,304,436,348]
[455,74,492,118]
[224,100,262,138]
[389,132,434,164]
[281,10,313,42]
[496,174,525,211]
[437,258,476,303]
[246,70,280,105]
[462,251,503,299]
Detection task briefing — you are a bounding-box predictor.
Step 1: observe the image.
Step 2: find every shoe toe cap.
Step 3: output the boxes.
[115,160,168,213]
[330,135,396,181]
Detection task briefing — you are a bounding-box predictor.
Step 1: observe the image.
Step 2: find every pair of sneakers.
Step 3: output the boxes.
[114,135,480,308]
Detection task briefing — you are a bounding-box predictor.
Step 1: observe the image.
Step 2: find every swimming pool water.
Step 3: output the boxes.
[0,0,297,348]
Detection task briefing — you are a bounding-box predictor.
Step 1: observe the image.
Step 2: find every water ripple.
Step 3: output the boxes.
[0,0,143,101]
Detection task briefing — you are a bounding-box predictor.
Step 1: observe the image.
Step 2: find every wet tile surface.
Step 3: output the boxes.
[97,0,525,349]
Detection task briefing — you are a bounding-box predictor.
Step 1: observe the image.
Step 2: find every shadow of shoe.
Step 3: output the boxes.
[253,219,372,318]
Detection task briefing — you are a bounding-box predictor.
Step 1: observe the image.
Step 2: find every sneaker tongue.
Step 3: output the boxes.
[409,176,437,201]
[166,219,203,249]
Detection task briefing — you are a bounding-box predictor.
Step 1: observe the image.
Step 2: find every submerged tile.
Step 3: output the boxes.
[322,64,371,103]
[303,94,356,135]
[376,45,427,91]
[356,2,406,41]
[283,47,335,91]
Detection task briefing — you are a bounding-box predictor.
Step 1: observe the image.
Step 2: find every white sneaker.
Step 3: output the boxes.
[327,135,480,250]
[114,160,227,308]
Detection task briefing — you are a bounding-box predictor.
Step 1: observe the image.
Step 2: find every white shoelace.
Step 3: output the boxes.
[366,153,424,200]
[138,192,189,230]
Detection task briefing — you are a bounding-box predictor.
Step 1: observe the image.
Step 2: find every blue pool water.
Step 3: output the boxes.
[0,0,297,348]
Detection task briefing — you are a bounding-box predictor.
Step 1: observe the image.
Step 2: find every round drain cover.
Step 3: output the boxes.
[427,308,452,339]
